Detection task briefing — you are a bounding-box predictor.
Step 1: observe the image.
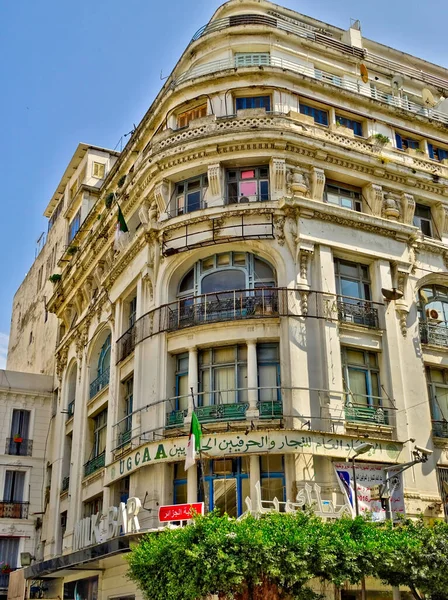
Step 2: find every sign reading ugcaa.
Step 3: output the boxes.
[73,497,141,550]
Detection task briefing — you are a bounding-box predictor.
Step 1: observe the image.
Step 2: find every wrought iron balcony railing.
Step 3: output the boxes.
[61,476,70,492]
[432,420,448,438]
[419,322,448,348]
[89,367,110,399]
[5,438,33,456]
[258,400,283,418]
[0,501,29,518]
[84,451,106,477]
[67,400,75,419]
[344,397,393,426]
[337,297,379,328]
[117,289,385,364]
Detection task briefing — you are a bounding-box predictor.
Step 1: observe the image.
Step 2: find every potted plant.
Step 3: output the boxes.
[49,273,62,284]
[117,175,127,188]
[1,564,12,574]
[67,246,79,255]
[105,192,115,209]
[13,434,23,443]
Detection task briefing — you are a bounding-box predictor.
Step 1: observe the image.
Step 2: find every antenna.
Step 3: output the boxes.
[422,88,436,107]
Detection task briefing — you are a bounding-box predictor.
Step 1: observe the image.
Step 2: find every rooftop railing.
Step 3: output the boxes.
[173,54,448,126]
[89,367,110,399]
[117,289,384,363]
[419,322,448,348]
[0,501,29,519]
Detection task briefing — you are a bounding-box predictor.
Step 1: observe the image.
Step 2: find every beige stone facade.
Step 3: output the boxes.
[7,1,448,599]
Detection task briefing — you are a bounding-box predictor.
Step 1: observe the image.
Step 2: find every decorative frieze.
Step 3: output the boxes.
[153,179,170,214]
[363,183,383,217]
[310,167,325,201]
[207,163,222,198]
[270,158,286,200]
[401,193,415,225]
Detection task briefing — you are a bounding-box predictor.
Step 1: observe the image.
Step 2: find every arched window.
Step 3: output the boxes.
[97,334,111,376]
[177,252,276,298]
[419,285,448,346]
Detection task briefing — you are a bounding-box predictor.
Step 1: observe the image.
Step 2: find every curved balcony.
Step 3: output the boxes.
[89,367,110,399]
[117,290,385,364]
[419,322,448,348]
[172,54,448,126]
[84,452,106,477]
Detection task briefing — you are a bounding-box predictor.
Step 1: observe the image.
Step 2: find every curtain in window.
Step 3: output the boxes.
[346,368,368,405]
[258,365,278,401]
[0,538,20,568]
[3,471,25,502]
[214,366,235,404]
[434,386,448,421]
[11,410,30,438]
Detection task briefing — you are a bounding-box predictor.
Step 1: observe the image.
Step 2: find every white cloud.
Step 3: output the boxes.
[0,332,9,369]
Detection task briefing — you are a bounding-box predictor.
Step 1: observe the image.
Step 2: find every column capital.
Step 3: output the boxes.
[245,338,257,346]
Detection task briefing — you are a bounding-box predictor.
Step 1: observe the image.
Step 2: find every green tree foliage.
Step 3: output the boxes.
[126,511,448,600]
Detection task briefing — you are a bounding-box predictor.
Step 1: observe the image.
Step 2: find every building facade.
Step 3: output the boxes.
[8,1,448,598]
[0,371,53,600]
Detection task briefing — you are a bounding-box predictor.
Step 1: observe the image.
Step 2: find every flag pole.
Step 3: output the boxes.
[190,386,207,512]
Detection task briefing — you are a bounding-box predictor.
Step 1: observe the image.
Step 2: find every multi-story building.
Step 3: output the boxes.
[7,0,448,598]
[0,370,53,600]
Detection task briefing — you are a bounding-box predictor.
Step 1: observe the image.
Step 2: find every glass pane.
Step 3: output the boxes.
[174,483,187,505]
[347,368,368,404]
[340,278,360,298]
[201,270,245,294]
[421,219,432,237]
[201,370,211,406]
[341,197,353,209]
[259,180,269,200]
[213,479,237,517]
[258,344,279,361]
[241,478,250,513]
[261,477,284,503]
[371,373,380,398]
[217,253,230,266]
[177,355,189,371]
[254,258,274,280]
[214,347,235,363]
[186,191,201,212]
[346,350,365,365]
[179,269,194,293]
[339,262,358,277]
[174,461,187,480]
[240,181,257,196]
[430,369,445,383]
[214,366,235,404]
[202,257,214,272]
[238,345,247,361]
[261,455,283,473]
[238,365,248,402]
[233,252,246,265]
[213,459,233,475]
[326,192,340,205]
[435,386,448,420]
[177,375,189,411]
[200,349,210,365]
[368,352,378,367]
[241,170,255,179]
[258,365,278,401]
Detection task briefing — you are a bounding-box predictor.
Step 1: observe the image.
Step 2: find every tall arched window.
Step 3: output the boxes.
[174,252,277,327]
[97,334,111,377]
[90,332,111,399]
[419,284,448,346]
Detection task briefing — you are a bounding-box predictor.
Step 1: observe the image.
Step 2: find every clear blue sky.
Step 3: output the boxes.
[0,0,447,367]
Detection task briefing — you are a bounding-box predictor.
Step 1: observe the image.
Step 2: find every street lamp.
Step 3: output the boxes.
[351,443,374,517]
[351,442,374,600]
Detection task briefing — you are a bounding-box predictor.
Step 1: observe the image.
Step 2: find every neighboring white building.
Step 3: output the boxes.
[6,1,448,599]
[0,371,53,600]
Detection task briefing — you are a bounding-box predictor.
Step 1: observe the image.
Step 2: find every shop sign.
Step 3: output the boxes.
[73,497,141,551]
[105,430,403,485]
[159,502,204,522]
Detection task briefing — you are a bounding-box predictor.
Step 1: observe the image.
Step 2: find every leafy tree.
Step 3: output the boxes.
[126,511,448,600]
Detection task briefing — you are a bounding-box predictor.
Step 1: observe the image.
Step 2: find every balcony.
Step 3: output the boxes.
[89,367,110,399]
[5,438,33,456]
[258,400,283,418]
[419,322,448,348]
[173,53,448,127]
[67,400,75,419]
[0,501,29,519]
[61,476,70,493]
[337,297,380,328]
[432,420,448,438]
[84,451,106,477]
[344,396,394,427]
[116,326,136,363]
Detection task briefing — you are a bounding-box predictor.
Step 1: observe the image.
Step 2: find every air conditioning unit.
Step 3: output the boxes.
[426,308,439,320]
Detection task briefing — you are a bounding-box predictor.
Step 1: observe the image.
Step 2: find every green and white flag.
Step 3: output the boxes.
[114,205,129,250]
[185,412,202,470]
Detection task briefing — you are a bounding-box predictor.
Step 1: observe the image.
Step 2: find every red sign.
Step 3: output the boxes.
[158,503,204,522]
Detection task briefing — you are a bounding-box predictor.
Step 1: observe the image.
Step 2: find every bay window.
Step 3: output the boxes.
[173,174,208,216]
[226,166,269,204]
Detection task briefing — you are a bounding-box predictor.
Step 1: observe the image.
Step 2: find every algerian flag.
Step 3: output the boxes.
[185,412,202,470]
[114,205,130,251]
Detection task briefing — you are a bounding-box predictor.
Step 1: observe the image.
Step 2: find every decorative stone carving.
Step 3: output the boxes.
[310,167,325,201]
[138,201,151,225]
[434,202,448,236]
[153,179,170,214]
[270,158,286,200]
[382,193,400,221]
[56,347,68,383]
[287,168,309,197]
[273,216,286,246]
[298,243,315,287]
[363,183,383,217]
[400,193,415,225]
[284,213,299,263]
[207,163,221,198]
[94,261,106,288]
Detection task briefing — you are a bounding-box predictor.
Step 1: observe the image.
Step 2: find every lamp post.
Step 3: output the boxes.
[351,442,374,600]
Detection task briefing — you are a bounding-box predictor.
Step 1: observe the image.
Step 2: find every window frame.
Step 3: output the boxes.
[68,209,81,243]
[93,410,108,459]
[335,114,363,137]
[172,174,208,217]
[226,166,270,204]
[324,182,362,212]
[395,132,420,151]
[234,52,270,67]
[299,102,329,126]
[177,103,207,129]
[334,258,372,301]
[428,143,448,162]
[234,95,271,112]
[199,345,248,406]
[413,203,433,237]
[341,347,381,407]
[92,162,106,179]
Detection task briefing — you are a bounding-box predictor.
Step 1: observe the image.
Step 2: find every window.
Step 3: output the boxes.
[0,538,19,569]
[428,143,448,162]
[3,471,25,502]
[10,410,30,441]
[199,345,248,405]
[48,199,64,232]
[436,467,448,519]
[234,52,270,67]
[413,204,433,237]
[235,96,271,111]
[335,114,363,137]
[175,353,189,413]
[426,367,448,438]
[92,162,105,179]
[260,455,285,504]
[93,410,107,459]
[129,296,137,329]
[177,104,207,128]
[173,174,208,216]
[68,209,81,242]
[325,183,362,212]
[299,103,328,126]
[226,167,269,203]
[173,462,187,505]
[342,347,380,407]
[257,343,280,402]
[97,335,111,377]
[83,496,103,517]
[335,259,371,301]
[123,377,133,436]
[419,284,448,346]
[200,458,249,517]
[395,132,420,151]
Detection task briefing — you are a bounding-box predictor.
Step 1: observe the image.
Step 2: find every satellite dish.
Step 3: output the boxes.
[360,63,369,84]
[391,75,404,90]
[422,88,436,107]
